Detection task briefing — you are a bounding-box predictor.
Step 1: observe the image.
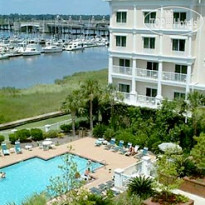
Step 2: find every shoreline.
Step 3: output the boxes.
[0,69,108,124]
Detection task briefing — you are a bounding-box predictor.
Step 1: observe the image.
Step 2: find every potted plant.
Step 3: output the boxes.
[143,149,194,205]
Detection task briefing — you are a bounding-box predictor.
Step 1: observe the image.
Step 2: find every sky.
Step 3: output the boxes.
[0,0,110,15]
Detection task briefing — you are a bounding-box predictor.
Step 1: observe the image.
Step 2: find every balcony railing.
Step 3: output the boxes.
[137,95,156,105]
[121,92,131,100]
[172,50,187,57]
[162,71,187,83]
[112,65,132,75]
[136,68,158,79]
[172,23,191,30]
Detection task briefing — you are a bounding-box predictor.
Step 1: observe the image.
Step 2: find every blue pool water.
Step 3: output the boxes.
[0,154,102,205]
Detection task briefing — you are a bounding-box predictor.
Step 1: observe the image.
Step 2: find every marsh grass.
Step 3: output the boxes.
[0,69,108,123]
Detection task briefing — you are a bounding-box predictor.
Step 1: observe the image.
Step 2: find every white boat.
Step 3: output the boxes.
[0,53,10,60]
[22,44,42,56]
[43,45,62,53]
[65,42,84,51]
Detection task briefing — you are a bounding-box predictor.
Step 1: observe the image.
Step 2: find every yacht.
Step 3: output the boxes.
[22,44,42,56]
[65,42,84,51]
[43,45,62,53]
[0,53,10,60]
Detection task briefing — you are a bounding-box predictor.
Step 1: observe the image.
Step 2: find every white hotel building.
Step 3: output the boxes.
[105,0,205,108]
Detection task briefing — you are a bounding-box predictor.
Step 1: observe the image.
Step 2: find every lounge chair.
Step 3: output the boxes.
[90,187,101,195]
[104,138,116,150]
[98,183,107,191]
[111,140,124,152]
[120,142,132,155]
[15,141,22,154]
[95,138,103,146]
[143,147,148,155]
[1,143,10,155]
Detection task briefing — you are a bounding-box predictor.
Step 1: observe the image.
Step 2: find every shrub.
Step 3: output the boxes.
[115,129,135,145]
[104,128,115,141]
[16,129,30,142]
[93,124,107,138]
[60,124,72,133]
[9,134,17,144]
[57,133,64,138]
[22,193,47,205]
[0,135,5,143]
[113,192,142,205]
[78,119,89,129]
[30,128,44,141]
[44,130,58,138]
[180,158,198,177]
[128,176,155,199]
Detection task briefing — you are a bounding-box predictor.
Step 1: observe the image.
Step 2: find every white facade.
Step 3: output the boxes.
[106,0,205,108]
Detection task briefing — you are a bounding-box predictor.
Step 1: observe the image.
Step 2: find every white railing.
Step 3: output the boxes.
[162,71,187,82]
[136,68,158,79]
[172,23,191,30]
[143,48,156,55]
[172,50,187,57]
[121,92,131,100]
[0,119,72,141]
[137,95,156,105]
[112,65,132,75]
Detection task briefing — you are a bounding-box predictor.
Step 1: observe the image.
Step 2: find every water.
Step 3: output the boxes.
[0,47,108,88]
[0,154,102,204]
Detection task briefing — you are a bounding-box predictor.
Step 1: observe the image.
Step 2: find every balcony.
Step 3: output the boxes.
[172,50,187,57]
[137,95,156,106]
[112,65,132,75]
[136,68,158,79]
[162,71,187,83]
[172,23,191,30]
[118,92,158,108]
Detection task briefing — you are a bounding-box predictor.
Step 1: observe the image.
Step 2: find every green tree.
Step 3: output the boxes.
[156,149,184,200]
[190,133,205,173]
[187,91,205,135]
[47,146,83,201]
[62,90,84,136]
[80,79,101,132]
[101,84,124,126]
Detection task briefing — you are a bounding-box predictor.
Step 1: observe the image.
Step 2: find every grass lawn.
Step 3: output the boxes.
[0,69,108,124]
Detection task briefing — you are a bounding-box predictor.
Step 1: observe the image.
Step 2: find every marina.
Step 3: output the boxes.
[0,32,108,89]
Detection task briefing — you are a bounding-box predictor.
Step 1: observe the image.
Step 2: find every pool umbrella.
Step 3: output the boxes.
[158,142,182,152]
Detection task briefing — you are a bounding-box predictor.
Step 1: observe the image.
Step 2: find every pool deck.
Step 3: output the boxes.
[0,137,137,188]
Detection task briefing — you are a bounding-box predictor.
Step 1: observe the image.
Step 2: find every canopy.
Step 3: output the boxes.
[42,140,52,146]
[158,142,182,152]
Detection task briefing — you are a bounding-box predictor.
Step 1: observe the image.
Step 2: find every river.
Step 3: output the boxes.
[0,47,108,89]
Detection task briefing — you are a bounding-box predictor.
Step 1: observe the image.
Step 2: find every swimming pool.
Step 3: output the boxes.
[0,154,102,205]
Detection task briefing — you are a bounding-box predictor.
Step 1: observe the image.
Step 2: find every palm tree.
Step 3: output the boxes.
[101,83,124,126]
[80,79,101,132]
[62,89,84,136]
[187,91,205,135]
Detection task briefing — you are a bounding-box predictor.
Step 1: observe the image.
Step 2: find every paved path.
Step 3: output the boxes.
[173,190,205,205]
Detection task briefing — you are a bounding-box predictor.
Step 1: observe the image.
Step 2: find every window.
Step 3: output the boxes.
[173,12,186,24]
[175,65,187,74]
[147,62,158,71]
[146,88,157,97]
[119,84,130,93]
[144,12,156,24]
[172,39,185,51]
[119,59,130,67]
[116,12,127,23]
[174,92,185,99]
[116,36,126,47]
[144,37,155,49]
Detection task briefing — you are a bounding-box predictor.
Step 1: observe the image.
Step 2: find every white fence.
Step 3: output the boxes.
[0,119,72,140]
